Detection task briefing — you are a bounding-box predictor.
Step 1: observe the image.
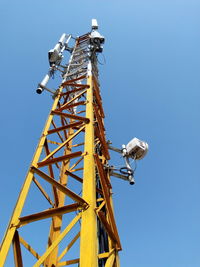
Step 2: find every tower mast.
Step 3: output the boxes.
[0,20,121,266]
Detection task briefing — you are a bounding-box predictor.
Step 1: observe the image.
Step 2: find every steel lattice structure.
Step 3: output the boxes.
[0,24,121,267]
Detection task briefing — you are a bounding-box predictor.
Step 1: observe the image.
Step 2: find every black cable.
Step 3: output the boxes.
[97,52,106,65]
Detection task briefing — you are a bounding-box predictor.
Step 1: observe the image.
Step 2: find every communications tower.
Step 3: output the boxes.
[0,20,122,267]
[0,20,148,267]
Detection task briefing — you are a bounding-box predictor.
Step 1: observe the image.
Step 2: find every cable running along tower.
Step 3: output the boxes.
[0,20,122,266]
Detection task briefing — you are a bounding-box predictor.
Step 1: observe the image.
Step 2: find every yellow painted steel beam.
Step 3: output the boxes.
[96,200,106,213]
[69,156,84,171]
[19,236,41,261]
[32,176,54,206]
[70,167,83,172]
[98,252,110,259]
[79,75,98,267]
[105,249,115,267]
[33,213,81,267]
[57,258,79,266]
[44,138,60,206]
[114,253,120,267]
[51,120,65,142]
[71,142,85,147]
[58,232,80,261]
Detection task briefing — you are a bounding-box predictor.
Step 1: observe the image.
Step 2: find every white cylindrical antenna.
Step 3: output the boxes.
[36,73,50,94]
[65,34,72,45]
[59,33,66,47]
[92,19,98,30]
[40,73,50,87]
[53,43,61,53]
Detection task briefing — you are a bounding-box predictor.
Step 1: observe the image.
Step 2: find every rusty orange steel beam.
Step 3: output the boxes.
[19,203,81,226]
[12,231,23,267]
[52,110,90,123]
[37,151,82,167]
[31,167,88,207]
[57,101,86,111]
[48,121,83,135]
[97,211,119,249]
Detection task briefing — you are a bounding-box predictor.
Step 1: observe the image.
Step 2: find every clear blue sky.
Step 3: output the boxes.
[0,0,200,266]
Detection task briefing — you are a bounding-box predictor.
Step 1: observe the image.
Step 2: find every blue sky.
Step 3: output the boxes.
[0,0,200,266]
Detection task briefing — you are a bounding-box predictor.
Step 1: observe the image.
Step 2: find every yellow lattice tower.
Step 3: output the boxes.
[0,22,121,267]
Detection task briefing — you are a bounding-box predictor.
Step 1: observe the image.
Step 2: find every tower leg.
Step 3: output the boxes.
[80,75,98,267]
